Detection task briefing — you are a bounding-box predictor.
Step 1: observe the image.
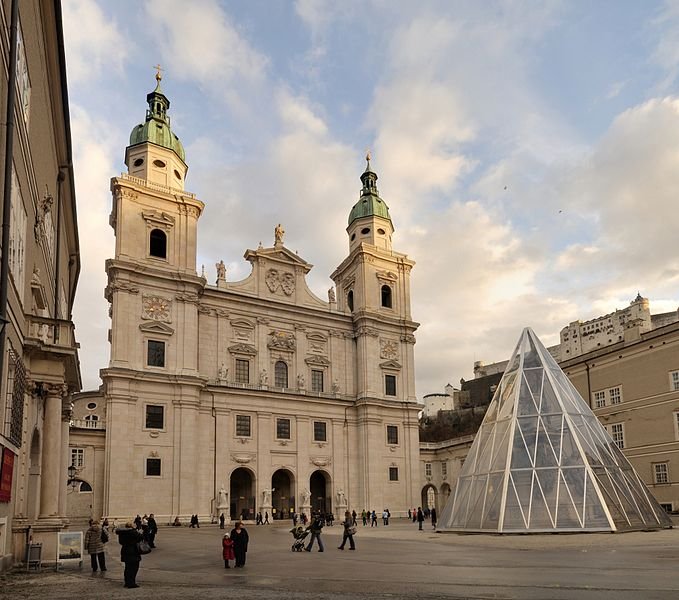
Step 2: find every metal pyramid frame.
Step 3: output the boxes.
[439,327,672,533]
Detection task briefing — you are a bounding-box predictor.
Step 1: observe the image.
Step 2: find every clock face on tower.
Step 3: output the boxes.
[142,295,172,322]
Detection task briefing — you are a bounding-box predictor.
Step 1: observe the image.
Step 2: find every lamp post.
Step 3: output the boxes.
[67,461,78,490]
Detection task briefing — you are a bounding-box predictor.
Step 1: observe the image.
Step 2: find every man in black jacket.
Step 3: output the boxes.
[116,522,142,588]
[305,512,325,552]
[147,514,158,548]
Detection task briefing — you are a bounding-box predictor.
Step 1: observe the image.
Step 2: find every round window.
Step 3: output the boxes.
[133,158,144,167]
[87,402,97,410]
[153,159,166,168]
[174,169,181,180]
[361,228,370,235]
[377,228,386,235]
[350,233,356,241]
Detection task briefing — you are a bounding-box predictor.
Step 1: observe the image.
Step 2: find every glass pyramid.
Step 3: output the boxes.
[438,327,672,533]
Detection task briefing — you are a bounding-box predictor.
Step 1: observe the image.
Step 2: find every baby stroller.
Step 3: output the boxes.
[290,525,310,551]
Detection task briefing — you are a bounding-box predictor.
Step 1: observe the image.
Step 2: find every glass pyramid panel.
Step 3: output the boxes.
[439,327,672,533]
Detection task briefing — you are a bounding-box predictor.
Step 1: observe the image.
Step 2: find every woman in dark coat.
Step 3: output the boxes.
[229,521,249,568]
[337,510,356,550]
[116,521,142,588]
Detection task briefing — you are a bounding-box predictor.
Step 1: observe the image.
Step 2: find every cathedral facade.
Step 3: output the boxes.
[84,79,421,522]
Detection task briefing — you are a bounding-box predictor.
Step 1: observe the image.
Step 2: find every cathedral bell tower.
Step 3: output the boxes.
[331,154,418,402]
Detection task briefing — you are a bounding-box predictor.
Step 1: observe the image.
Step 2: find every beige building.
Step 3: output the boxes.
[418,435,473,512]
[562,319,679,511]
[0,1,81,570]
[75,78,421,524]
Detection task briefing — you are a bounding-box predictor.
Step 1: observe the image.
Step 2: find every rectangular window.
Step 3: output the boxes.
[235,359,250,384]
[385,375,396,396]
[311,369,324,392]
[3,348,26,446]
[654,463,669,485]
[609,386,622,405]
[236,415,251,437]
[276,418,291,440]
[147,340,165,367]
[671,370,679,391]
[425,463,432,477]
[9,167,27,298]
[609,423,625,449]
[70,448,84,468]
[146,458,161,477]
[145,405,164,429]
[388,467,399,481]
[660,503,673,513]
[441,461,447,477]
[386,425,398,445]
[593,390,606,408]
[313,421,327,442]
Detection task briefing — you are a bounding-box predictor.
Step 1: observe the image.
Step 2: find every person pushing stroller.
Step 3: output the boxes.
[305,512,324,552]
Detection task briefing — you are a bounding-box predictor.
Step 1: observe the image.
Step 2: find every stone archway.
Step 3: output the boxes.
[230,467,255,521]
[272,469,295,520]
[309,470,331,515]
[421,483,438,513]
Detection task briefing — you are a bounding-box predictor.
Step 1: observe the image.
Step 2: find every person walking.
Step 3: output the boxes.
[361,510,367,526]
[305,512,325,552]
[116,521,142,588]
[382,509,388,526]
[351,510,357,526]
[371,510,377,527]
[84,519,107,572]
[147,513,158,548]
[219,513,225,529]
[431,507,437,529]
[222,533,235,568]
[417,507,424,531]
[337,510,356,550]
[230,521,249,568]
[264,511,270,524]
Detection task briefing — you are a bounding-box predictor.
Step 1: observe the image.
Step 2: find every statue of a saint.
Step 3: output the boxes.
[274,223,285,245]
[260,369,268,385]
[217,486,228,509]
[328,287,336,303]
[297,373,305,389]
[218,363,228,381]
[216,260,226,282]
[301,488,311,506]
[262,488,272,505]
[336,488,346,505]
[332,379,340,394]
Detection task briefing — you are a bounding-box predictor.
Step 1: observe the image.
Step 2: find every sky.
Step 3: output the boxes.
[62,0,679,397]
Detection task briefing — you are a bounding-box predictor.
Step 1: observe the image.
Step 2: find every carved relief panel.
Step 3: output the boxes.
[265,269,295,296]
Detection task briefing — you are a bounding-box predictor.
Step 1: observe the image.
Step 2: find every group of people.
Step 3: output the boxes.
[299,510,357,552]
[358,509,390,526]
[254,511,270,524]
[222,521,249,568]
[408,507,437,530]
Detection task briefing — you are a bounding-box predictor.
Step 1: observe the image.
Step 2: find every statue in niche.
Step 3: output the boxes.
[336,488,346,505]
[328,287,336,303]
[332,379,340,393]
[216,260,226,282]
[274,223,285,245]
[262,488,272,505]
[297,373,305,389]
[301,488,311,505]
[260,369,268,385]
[218,363,228,381]
[217,486,228,509]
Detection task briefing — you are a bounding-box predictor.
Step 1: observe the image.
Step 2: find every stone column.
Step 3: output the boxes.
[39,383,65,519]
[58,395,73,521]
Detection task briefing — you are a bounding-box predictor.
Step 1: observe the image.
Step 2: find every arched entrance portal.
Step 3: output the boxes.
[309,470,331,515]
[422,484,438,512]
[272,469,295,520]
[230,467,255,521]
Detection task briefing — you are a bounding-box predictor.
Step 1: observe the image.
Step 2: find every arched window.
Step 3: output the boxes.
[347,290,354,312]
[274,361,288,388]
[79,481,93,492]
[84,414,99,429]
[381,285,392,308]
[149,228,167,259]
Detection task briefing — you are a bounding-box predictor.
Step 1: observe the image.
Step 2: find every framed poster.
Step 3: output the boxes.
[57,531,83,567]
[0,447,15,503]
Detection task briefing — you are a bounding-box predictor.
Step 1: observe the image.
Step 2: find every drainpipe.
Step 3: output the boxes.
[0,0,19,384]
[585,362,591,406]
[211,391,217,517]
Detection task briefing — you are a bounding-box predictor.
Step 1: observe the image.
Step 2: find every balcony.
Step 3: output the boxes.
[70,418,106,431]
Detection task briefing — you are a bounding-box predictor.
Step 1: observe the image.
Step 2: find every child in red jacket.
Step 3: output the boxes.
[222,533,235,568]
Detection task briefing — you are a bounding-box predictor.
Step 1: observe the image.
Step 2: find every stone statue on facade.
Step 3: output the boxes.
[260,369,268,385]
[217,486,228,509]
[332,379,340,394]
[216,260,226,282]
[301,488,311,506]
[218,363,228,381]
[328,287,336,303]
[336,488,346,506]
[297,373,305,389]
[274,223,285,245]
[262,488,272,505]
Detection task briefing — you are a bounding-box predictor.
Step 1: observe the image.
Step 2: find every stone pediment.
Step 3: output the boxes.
[141,209,175,228]
[139,321,174,336]
[230,318,254,330]
[228,343,257,356]
[379,359,402,370]
[307,331,328,342]
[244,245,313,274]
[305,355,331,366]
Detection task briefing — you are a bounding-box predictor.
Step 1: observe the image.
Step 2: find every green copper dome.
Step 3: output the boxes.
[348,155,392,226]
[128,78,186,162]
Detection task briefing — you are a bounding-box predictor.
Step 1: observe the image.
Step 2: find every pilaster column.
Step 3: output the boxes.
[59,395,73,519]
[39,383,66,519]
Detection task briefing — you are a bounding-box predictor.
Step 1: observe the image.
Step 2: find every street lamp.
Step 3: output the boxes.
[0,315,8,338]
[67,461,78,490]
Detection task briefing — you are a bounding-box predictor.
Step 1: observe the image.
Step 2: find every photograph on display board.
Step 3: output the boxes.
[57,531,83,562]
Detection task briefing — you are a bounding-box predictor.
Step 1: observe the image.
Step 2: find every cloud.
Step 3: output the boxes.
[62,0,129,83]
